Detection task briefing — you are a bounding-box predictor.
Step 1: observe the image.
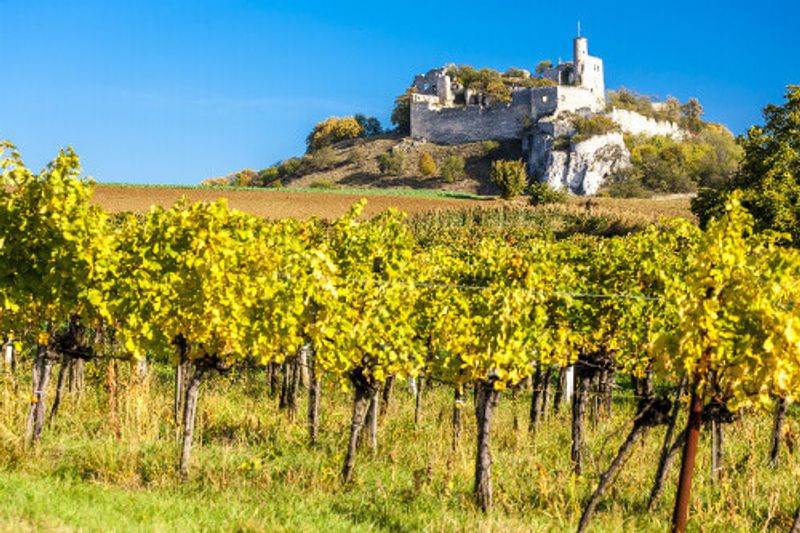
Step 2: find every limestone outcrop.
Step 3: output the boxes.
[540,133,629,195]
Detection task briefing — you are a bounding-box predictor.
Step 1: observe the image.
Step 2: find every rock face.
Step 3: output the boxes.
[541,133,629,195]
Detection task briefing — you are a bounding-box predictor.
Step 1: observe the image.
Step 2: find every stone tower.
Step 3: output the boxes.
[573,36,604,99]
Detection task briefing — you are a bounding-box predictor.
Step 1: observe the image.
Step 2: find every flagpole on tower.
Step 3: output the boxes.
[577,19,581,37]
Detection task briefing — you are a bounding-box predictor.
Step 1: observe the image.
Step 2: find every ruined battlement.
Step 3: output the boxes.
[407,35,687,195]
[410,36,605,144]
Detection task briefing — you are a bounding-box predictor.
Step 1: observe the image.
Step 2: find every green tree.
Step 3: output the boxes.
[490,159,528,199]
[391,88,417,135]
[354,114,382,137]
[691,86,800,241]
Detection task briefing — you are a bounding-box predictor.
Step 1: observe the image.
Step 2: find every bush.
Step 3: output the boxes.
[230,169,259,187]
[258,166,279,187]
[348,145,366,164]
[378,151,405,175]
[481,140,500,156]
[304,146,336,171]
[570,115,621,143]
[490,159,528,199]
[441,156,465,183]
[306,116,363,152]
[309,179,338,189]
[277,158,304,181]
[528,182,568,205]
[418,152,436,177]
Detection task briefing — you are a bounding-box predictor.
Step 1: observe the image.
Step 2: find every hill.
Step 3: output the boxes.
[206,135,523,196]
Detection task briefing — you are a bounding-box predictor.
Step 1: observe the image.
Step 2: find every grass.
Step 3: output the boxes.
[0,362,797,532]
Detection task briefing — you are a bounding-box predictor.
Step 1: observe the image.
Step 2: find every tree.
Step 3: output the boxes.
[391,88,417,136]
[306,116,364,152]
[692,86,800,241]
[354,114,382,137]
[490,159,528,199]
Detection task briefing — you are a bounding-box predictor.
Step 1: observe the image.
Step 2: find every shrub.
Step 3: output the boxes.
[348,145,366,164]
[528,182,568,205]
[230,169,259,187]
[277,158,304,181]
[309,179,338,189]
[258,166,279,187]
[481,140,500,156]
[306,116,363,152]
[200,177,229,187]
[490,159,528,199]
[304,146,336,171]
[378,150,405,175]
[441,156,465,183]
[571,115,621,143]
[535,60,553,75]
[418,152,436,177]
[598,167,652,198]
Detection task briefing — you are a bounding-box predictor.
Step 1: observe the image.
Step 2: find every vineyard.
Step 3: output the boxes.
[1,142,799,532]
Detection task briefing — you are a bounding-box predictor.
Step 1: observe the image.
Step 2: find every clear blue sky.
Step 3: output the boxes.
[1,0,798,184]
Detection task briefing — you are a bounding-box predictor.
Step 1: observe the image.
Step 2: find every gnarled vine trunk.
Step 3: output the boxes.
[25,345,52,445]
[49,355,71,422]
[179,363,207,480]
[647,379,687,511]
[362,388,379,452]
[474,379,501,512]
[529,364,544,434]
[307,346,321,445]
[341,370,373,483]
[578,398,671,532]
[571,360,592,475]
[380,375,395,417]
[769,396,788,465]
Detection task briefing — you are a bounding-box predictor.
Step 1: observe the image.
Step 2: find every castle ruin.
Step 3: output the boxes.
[408,36,684,194]
[410,36,605,144]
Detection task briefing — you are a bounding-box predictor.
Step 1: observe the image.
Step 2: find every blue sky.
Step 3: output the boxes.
[1,0,798,184]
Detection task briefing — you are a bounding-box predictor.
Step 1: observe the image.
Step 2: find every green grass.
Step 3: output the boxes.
[94,182,489,201]
[0,363,797,532]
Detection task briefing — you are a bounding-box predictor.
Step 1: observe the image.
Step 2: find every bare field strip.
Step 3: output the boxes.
[91,184,694,221]
[91,185,491,219]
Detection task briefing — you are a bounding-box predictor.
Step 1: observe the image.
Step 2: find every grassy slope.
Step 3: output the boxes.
[212,135,523,196]
[0,364,796,532]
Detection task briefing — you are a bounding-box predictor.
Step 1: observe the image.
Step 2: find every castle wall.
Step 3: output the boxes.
[410,89,536,144]
[410,85,604,144]
[554,86,604,113]
[608,108,684,138]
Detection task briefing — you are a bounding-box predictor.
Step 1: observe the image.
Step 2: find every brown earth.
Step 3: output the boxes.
[91,185,492,220]
[91,184,694,222]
